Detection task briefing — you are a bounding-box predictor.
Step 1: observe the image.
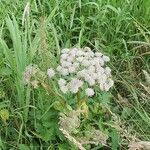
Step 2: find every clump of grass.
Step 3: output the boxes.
[0,0,150,149]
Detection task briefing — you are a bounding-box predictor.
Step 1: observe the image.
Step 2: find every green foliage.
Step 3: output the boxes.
[0,0,150,149]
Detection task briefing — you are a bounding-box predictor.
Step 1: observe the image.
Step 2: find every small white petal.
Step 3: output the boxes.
[82,60,90,67]
[104,79,114,91]
[76,50,84,56]
[97,73,107,84]
[85,88,94,97]
[84,47,91,52]
[61,48,70,54]
[60,68,69,76]
[61,53,68,60]
[88,66,95,72]
[58,78,66,86]
[104,83,110,91]
[95,52,102,57]
[61,61,72,67]
[67,56,74,62]
[74,62,80,68]
[76,56,84,62]
[68,66,76,73]
[60,85,68,94]
[47,68,55,78]
[99,58,105,66]
[88,79,95,86]
[105,67,111,75]
[99,83,104,91]
[68,78,83,93]
[56,65,62,72]
[102,55,110,62]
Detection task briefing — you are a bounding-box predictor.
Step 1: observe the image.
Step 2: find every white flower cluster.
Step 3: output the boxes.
[22,64,38,85]
[47,47,114,97]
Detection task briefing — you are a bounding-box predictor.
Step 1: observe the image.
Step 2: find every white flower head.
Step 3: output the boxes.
[84,47,91,52]
[61,61,72,67]
[68,78,83,93]
[104,78,114,91]
[23,64,38,85]
[61,53,68,60]
[76,56,84,62]
[58,78,66,86]
[74,62,79,68]
[61,48,70,54]
[88,78,96,86]
[76,50,84,56]
[82,59,90,67]
[68,66,76,73]
[55,47,113,94]
[56,65,62,72]
[67,56,74,62]
[85,88,95,97]
[60,85,68,94]
[60,68,69,76]
[102,55,110,62]
[95,52,102,57]
[47,68,55,78]
[105,67,111,76]
[77,70,86,78]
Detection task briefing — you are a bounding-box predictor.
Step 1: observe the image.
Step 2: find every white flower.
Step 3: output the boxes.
[68,78,83,93]
[93,58,100,65]
[104,78,114,91]
[102,55,110,62]
[56,65,62,72]
[61,48,70,54]
[60,86,68,94]
[85,88,94,97]
[68,66,76,73]
[47,68,55,78]
[84,51,94,58]
[76,56,84,62]
[89,73,97,80]
[99,83,104,91]
[84,47,91,52]
[74,62,79,68]
[105,67,111,75]
[61,61,72,67]
[88,78,95,86]
[55,47,114,94]
[58,78,66,86]
[60,68,69,76]
[84,73,91,81]
[96,66,104,74]
[100,79,114,91]
[67,56,74,62]
[97,73,107,84]
[76,50,84,56]
[61,53,68,60]
[69,48,77,56]
[99,58,104,66]
[82,60,90,67]
[77,70,86,78]
[95,52,102,57]
[23,64,38,85]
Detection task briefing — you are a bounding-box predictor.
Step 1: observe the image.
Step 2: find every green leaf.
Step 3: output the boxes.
[18,144,30,150]
[110,129,120,150]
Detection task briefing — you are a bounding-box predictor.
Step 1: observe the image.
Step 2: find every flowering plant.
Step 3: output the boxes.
[47,47,114,97]
[23,47,114,149]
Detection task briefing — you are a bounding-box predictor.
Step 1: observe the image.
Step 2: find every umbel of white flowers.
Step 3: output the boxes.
[47,47,114,97]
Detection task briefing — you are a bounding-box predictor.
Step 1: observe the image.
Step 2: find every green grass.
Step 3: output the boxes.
[0,0,150,149]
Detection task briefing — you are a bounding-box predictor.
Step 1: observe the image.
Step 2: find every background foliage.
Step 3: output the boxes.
[0,0,150,149]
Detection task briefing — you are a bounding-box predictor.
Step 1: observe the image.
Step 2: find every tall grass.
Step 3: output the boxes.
[0,0,150,149]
